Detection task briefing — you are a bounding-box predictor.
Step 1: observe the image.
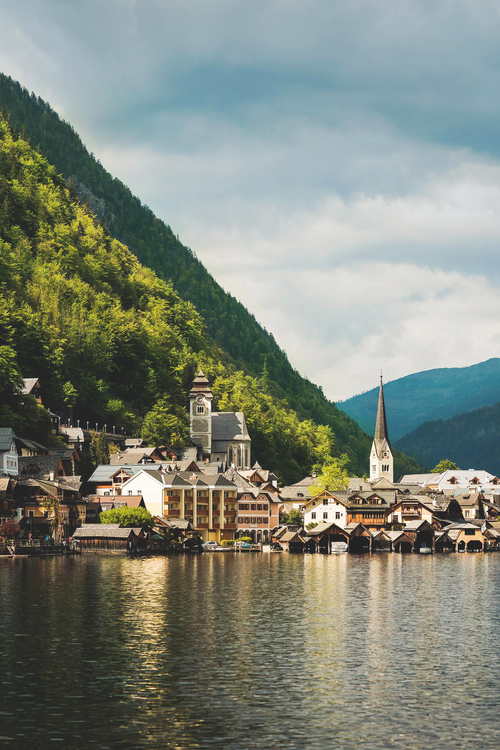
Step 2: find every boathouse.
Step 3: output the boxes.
[72,524,146,553]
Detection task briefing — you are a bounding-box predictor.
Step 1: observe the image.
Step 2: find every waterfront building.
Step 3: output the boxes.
[301,490,349,529]
[120,468,238,543]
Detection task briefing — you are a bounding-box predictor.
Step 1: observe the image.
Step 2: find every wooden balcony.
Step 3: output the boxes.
[224,523,236,530]
[196,523,208,529]
[224,510,237,517]
[166,510,181,518]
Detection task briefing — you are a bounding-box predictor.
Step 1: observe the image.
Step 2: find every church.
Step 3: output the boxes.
[188,370,252,470]
[369,376,394,484]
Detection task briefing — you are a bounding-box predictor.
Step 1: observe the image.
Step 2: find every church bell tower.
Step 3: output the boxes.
[189,370,213,458]
[369,375,394,483]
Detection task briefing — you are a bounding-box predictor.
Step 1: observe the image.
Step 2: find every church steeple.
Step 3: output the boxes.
[374,374,390,444]
[369,375,394,483]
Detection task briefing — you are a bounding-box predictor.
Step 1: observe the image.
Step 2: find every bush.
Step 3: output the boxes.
[0,519,20,539]
[238,536,252,543]
[221,540,234,547]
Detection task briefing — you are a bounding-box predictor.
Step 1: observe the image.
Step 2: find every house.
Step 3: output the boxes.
[120,469,238,543]
[0,428,19,476]
[302,490,349,529]
[346,492,392,530]
[13,476,81,541]
[445,522,487,552]
[388,497,435,526]
[236,489,280,544]
[22,378,43,404]
[400,470,500,496]
[18,455,66,480]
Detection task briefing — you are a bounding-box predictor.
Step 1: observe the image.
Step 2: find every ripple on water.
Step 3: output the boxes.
[1,553,500,749]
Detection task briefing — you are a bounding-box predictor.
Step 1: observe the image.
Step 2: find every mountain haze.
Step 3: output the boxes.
[394,400,500,476]
[339,358,500,441]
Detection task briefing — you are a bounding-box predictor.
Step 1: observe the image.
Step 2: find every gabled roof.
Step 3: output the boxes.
[0,427,17,452]
[73,524,137,539]
[21,378,40,395]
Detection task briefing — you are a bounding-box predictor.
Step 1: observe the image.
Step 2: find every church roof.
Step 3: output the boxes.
[211,412,250,442]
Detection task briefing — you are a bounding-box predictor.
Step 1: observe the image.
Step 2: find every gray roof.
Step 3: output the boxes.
[87,464,159,483]
[73,524,137,539]
[18,455,64,478]
[0,427,17,452]
[211,412,250,442]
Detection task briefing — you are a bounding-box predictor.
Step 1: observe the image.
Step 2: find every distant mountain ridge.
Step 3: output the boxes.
[339,358,500,441]
[394,400,500,477]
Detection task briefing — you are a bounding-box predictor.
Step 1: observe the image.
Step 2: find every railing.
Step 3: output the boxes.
[166,510,181,518]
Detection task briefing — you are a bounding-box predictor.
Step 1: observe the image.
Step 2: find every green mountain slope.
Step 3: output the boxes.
[339,358,500,440]
[0,75,423,480]
[394,400,500,476]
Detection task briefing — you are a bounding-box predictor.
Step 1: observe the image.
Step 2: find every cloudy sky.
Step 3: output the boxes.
[2,0,500,400]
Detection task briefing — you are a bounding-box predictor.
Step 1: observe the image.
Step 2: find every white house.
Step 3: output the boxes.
[0,428,18,476]
[302,489,349,529]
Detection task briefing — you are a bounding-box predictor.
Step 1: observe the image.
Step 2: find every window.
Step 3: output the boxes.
[336,512,341,519]
[196,405,205,414]
[251,517,256,524]
[311,512,316,519]
[224,491,229,498]
[29,510,34,518]
[464,529,476,536]
[323,512,328,519]
[464,510,470,518]
[128,490,133,495]
[323,499,328,505]
[196,517,202,524]
[251,504,256,511]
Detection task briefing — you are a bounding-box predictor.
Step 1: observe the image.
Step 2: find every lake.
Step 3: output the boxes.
[1,553,500,749]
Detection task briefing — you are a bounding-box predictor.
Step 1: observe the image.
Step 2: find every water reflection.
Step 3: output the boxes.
[1,554,500,749]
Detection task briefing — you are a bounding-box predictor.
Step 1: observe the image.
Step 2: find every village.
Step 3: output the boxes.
[2,371,500,557]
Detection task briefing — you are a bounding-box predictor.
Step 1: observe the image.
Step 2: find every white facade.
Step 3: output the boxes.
[302,491,348,528]
[121,471,166,517]
[1,442,18,476]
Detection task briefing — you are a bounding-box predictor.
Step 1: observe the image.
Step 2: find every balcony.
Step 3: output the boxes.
[224,510,237,517]
[196,523,208,529]
[166,510,181,518]
[224,523,236,530]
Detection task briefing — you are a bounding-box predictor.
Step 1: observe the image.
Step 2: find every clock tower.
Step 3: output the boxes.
[189,370,214,458]
[369,375,394,483]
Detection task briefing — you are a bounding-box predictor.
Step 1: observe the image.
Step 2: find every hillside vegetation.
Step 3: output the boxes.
[0,114,362,482]
[339,358,500,440]
[394,401,500,477]
[0,75,423,480]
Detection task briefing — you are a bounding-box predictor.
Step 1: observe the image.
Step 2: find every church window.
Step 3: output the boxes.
[197,404,205,414]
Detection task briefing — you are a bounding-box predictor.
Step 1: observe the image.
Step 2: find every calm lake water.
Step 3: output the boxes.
[1,553,500,750]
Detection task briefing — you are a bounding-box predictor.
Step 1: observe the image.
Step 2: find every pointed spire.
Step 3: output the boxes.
[374,374,390,444]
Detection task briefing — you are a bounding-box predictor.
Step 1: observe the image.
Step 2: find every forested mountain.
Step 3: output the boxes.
[0,75,423,480]
[339,358,500,440]
[394,401,500,476]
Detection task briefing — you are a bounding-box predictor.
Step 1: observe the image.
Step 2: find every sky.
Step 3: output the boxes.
[2,0,500,400]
